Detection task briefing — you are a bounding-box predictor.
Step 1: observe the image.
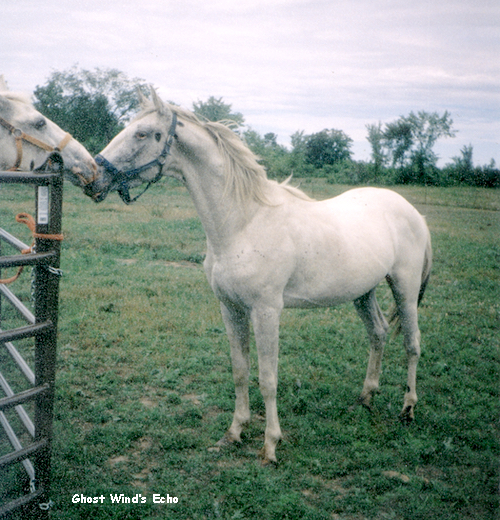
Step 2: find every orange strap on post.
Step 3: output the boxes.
[15,213,64,242]
[0,213,64,285]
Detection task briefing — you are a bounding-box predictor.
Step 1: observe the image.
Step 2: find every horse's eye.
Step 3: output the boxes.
[136,131,148,140]
[155,132,162,142]
[34,118,46,130]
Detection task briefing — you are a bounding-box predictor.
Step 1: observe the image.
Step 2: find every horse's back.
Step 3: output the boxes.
[324,187,420,218]
[280,187,430,307]
[322,187,429,247]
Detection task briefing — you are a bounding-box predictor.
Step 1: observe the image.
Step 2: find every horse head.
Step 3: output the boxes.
[88,87,178,203]
[0,76,97,189]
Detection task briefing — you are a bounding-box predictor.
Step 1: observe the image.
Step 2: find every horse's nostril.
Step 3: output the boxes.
[88,188,108,203]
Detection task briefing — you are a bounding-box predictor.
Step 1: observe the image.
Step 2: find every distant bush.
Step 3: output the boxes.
[441,160,500,188]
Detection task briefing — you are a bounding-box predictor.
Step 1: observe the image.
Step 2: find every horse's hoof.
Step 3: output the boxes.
[215,434,241,448]
[399,406,414,425]
[258,448,278,467]
[349,396,373,413]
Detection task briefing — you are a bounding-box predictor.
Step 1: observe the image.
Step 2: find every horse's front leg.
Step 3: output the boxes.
[251,305,282,464]
[217,302,251,446]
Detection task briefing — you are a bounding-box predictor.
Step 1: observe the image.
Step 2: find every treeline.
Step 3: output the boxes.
[251,135,500,188]
[243,110,498,188]
[33,66,499,188]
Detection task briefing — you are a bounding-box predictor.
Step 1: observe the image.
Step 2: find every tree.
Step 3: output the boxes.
[366,122,388,175]
[304,129,353,169]
[444,146,500,188]
[379,111,456,184]
[450,144,474,184]
[405,111,455,161]
[243,128,291,178]
[33,66,148,154]
[192,96,244,126]
[290,130,307,155]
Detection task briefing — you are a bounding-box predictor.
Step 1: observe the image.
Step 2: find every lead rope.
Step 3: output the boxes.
[0,213,64,285]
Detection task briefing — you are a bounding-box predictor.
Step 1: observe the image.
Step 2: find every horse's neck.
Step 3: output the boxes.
[175,126,257,252]
[184,163,255,253]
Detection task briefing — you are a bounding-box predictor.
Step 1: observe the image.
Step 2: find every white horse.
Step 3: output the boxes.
[89,89,432,464]
[0,75,97,183]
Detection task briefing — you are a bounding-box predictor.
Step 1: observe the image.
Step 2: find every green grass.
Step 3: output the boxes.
[1,179,498,519]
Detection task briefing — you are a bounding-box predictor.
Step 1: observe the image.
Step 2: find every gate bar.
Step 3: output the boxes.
[0,285,36,324]
[0,320,52,344]
[0,172,56,185]
[0,439,47,468]
[0,383,50,411]
[0,489,45,518]
[0,252,56,269]
[0,338,36,385]
[0,229,30,252]
[0,411,35,480]
[0,372,35,436]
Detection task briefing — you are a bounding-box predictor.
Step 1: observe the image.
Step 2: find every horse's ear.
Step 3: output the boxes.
[150,86,168,115]
[136,87,149,109]
[0,90,9,111]
[0,75,9,92]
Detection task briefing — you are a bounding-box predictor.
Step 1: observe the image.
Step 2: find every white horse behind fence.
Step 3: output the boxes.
[0,75,96,183]
[88,88,432,464]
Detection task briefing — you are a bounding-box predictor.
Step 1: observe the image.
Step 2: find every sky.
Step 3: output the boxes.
[1,0,499,166]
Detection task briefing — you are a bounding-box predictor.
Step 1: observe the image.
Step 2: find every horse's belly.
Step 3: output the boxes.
[283,292,351,308]
[282,279,381,308]
[282,250,391,308]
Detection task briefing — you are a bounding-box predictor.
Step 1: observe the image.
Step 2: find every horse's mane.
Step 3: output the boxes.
[138,98,312,206]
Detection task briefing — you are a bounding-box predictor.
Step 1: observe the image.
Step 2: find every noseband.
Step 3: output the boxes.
[94,112,177,204]
[0,115,72,171]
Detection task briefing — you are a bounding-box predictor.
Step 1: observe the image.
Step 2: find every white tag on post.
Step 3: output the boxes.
[37,186,49,225]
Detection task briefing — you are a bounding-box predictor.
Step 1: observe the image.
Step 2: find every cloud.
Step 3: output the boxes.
[1,0,498,164]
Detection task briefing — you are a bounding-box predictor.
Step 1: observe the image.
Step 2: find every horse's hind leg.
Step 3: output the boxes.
[387,275,422,423]
[217,302,251,445]
[399,304,421,423]
[354,289,389,410]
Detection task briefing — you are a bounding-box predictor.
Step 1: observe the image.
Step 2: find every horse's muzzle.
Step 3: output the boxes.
[83,180,109,202]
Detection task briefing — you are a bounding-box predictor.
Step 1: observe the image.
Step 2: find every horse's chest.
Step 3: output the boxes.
[205,261,250,307]
[204,247,292,307]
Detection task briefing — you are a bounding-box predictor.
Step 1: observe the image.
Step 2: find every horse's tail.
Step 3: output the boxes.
[389,235,432,335]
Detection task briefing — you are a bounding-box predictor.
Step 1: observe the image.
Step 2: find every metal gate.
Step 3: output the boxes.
[0,167,63,519]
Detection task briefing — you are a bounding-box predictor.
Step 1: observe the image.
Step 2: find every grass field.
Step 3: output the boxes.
[1,179,499,519]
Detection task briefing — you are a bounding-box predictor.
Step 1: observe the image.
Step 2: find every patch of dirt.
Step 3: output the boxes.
[131,467,152,489]
[117,259,200,269]
[107,455,129,466]
[140,397,157,409]
[382,470,411,483]
[182,393,206,405]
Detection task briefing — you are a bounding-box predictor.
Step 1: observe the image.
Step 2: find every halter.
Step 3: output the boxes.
[94,112,177,204]
[0,115,72,171]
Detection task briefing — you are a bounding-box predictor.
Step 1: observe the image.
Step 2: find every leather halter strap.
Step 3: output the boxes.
[0,115,72,171]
